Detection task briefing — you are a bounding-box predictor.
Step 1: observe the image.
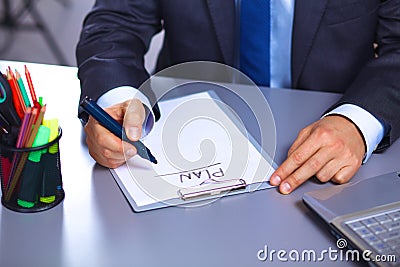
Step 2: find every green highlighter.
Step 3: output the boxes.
[40,119,60,204]
[17,125,50,208]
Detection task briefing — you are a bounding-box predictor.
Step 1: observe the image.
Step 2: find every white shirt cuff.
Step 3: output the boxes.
[324,104,385,163]
[97,86,155,136]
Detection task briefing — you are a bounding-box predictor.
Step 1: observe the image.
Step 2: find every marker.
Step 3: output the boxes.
[0,156,11,193]
[40,119,61,203]
[0,131,16,193]
[17,125,50,208]
[79,96,157,164]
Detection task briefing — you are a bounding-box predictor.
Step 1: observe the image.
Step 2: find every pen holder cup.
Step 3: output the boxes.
[0,127,64,213]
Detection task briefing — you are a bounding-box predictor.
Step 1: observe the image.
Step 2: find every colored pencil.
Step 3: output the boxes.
[5,108,32,192]
[24,65,38,106]
[8,67,27,113]
[15,70,31,108]
[6,68,25,119]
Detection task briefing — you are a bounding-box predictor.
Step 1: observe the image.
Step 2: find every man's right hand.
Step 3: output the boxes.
[84,98,145,168]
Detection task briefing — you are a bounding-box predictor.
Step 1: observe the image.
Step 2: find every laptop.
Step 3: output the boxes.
[303,171,400,266]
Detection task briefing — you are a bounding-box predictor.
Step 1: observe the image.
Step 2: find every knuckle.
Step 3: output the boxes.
[333,171,352,184]
[290,173,302,186]
[292,151,305,165]
[102,148,113,159]
[333,174,347,184]
[343,152,353,162]
[315,171,330,182]
[298,128,308,137]
[96,134,106,146]
[340,149,361,165]
[315,127,333,141]
[350,154,362,167]
[313,126,324,136]
[277,164,290,177]
[308,158,321,172]
[331,139,345,152]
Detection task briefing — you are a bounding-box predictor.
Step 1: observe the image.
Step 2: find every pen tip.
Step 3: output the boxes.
[151,156,158,165]
[148,152,158,164]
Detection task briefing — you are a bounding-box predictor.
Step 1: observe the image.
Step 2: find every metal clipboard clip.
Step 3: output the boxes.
[178,178,247,201]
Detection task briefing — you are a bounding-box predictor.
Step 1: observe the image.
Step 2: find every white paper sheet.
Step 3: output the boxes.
[112,92,276,208]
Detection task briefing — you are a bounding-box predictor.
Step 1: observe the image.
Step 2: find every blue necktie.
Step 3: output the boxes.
[239,0,270,87]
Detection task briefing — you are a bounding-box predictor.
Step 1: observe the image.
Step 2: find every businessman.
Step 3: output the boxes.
[76,0,400,194]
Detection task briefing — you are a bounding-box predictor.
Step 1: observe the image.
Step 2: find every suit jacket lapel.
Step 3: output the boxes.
[291,0,329,88]
[206,0,235,66]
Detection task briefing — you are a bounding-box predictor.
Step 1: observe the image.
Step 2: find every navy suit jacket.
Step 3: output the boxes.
[76,0,400,149]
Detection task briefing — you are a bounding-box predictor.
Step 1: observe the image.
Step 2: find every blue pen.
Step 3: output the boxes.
[79,96,157,164]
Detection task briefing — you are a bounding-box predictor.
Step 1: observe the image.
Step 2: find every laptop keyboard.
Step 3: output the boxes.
[346,209,400,262]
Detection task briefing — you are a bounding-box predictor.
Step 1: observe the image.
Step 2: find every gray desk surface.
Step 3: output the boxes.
[0,61,398,267]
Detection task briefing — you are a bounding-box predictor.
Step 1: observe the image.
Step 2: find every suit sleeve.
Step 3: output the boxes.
[332,0,400,151]
[76,0,162,106]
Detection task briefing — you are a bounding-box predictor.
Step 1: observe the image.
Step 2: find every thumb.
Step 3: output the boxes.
[123,98,145,141]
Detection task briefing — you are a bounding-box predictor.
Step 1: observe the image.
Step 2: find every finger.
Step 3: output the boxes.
[278,148,333,194]
[99,141,139,168]
[331,165,359,184]
[124,98,145,141]
[315,159,343,183]
[105,102,128,123]
[86,132,125,161]
[287,125,313,157]
[88,117,124,153]
[270,135,321,186]
[85,117,127,166]
[88,148,125,169]
[123,141,138,160]
[86,137,125,168]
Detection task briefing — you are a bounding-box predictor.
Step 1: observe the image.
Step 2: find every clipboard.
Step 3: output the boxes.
[110,90,277,212]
